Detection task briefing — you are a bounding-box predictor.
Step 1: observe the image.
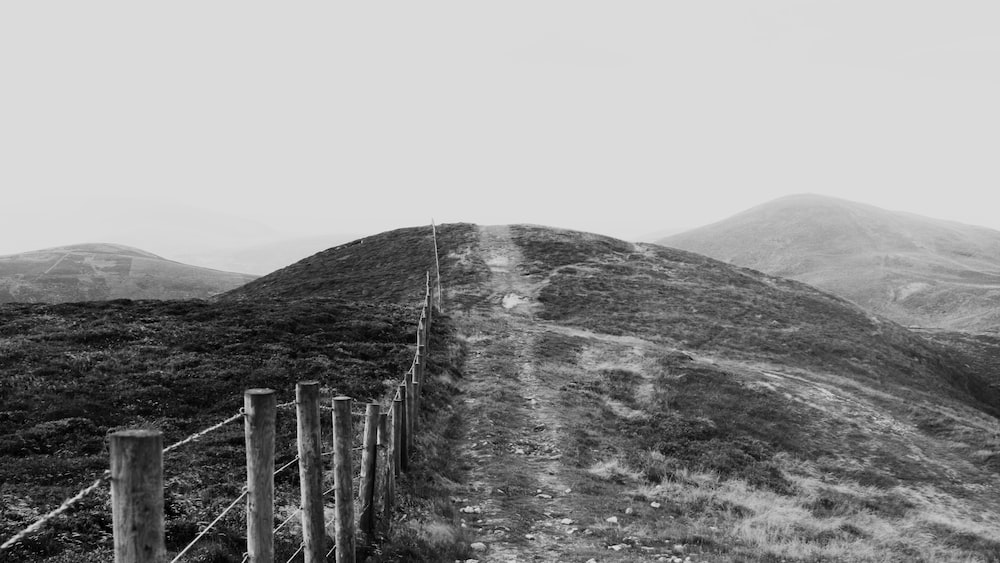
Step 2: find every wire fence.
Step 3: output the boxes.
[0,223,444,563]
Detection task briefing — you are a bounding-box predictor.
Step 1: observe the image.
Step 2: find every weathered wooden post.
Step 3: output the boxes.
[110,430,165,563]
[332,397,356,563]
[421,305,430,340]
[405,368,416,447]
[392,391,403,476]
[431,224,443,309]
[410,361,421,433]
[425,271,433,326]
[397,384,409,472]
[359,403,380,542]
[416,320,426,384]
[376,412,393,533]
[296,382,326,563]
[244,389,276,563]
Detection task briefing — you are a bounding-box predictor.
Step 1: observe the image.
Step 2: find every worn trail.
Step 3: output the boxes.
[448,226,666,562]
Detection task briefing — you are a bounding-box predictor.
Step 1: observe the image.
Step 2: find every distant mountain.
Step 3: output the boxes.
[659,194,1000,332]
[7,223,1000,561]
[0,243,257,302]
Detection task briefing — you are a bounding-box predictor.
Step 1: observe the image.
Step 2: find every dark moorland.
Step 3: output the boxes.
[0,224,481,562]
[4,222,1000,561]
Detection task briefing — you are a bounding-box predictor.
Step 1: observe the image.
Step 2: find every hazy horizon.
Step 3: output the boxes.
[3,2,999,272]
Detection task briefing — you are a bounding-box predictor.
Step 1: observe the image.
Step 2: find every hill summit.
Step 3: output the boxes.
[5,223,1000,561]
[0,243,257,302]
[659,194,1000,332]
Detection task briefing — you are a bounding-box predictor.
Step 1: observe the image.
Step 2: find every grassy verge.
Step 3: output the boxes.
[371,311,477,562]
[0,297,422,562]
[530,326,1000,562]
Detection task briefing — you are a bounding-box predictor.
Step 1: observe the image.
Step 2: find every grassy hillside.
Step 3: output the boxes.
[659,194,1000,332]
[436,224,1000,561]
[6,222,1000,561]
[0,224,484,562]
[222,224,485,305]
[0,298,430,562]
[0,244,256,303]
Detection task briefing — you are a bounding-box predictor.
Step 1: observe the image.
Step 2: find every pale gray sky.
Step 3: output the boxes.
[2,2,999,270]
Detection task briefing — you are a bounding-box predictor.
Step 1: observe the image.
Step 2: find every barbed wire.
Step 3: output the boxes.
[169,488,247,563]
[0,470,111,552]
[274,456,300,477]
[285,543,305,563]
[163,410,245,455]
[2,272,435,557]
[2,408,247,553]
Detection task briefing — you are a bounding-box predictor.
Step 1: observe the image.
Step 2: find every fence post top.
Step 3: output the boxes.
[333,396,352,402]
[110,429,162,439]
[245,388,275,396]
[296,380,320,388]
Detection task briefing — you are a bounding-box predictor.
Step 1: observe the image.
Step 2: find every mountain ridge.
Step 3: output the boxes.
[0,242,257,303]
[4,223,1000,561]
[659,194,1000,332]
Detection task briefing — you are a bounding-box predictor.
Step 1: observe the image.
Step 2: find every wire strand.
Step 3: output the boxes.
[168,488,248,563]
[274,508,302,534]
[284,543,305,563]
[274,456,299,477]
[0,470,110,552]
[162,410,244,455]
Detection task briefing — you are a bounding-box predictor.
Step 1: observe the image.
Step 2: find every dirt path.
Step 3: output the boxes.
[447,226,677,562]
[449,225,573,561]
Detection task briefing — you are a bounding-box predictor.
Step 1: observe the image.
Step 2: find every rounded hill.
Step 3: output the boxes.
[659,194,1000,331]
[0,243,257,303]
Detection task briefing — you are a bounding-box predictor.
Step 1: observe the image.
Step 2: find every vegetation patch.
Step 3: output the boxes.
[224,223,484,305]
[0,296,431,562]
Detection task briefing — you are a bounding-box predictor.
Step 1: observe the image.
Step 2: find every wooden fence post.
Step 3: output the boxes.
[359,403,379,542]
[397,384,409,472]
[110,430,165,563]
[405,368,416,447]
[421,307,430,340]
[332,397,356,563]
[296,382,325,563]
[411,361,421,434]
[416,321,426,384]
[392,391,403,476]
[244,389,276,563]
[425,271,433,325]
[433,227,443,309]
[376,412,393,533]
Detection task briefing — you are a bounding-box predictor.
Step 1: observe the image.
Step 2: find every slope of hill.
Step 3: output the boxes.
[0,243,257,303]
[658,194,1000,332]
[436,224,1000,561]
[220,224,486,305]
[5,223,1000,562]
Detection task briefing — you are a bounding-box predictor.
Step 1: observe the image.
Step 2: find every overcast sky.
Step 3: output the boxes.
[2,2,999,270]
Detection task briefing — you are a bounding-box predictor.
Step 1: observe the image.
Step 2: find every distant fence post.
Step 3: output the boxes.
[397,384,409,472]
[431,222,443,309]
[416,321,426,383]
[359,403,379,542]
[376,412,392,533]
[332,397,356,563]
[405,369,416,450]
[296,382,326,563]
[392,391,403,476]
[110,430,165,563]
[423,291,432,329]
[244,389,276,563]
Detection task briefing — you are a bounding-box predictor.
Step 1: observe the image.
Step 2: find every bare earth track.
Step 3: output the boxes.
[447,226,685,562]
